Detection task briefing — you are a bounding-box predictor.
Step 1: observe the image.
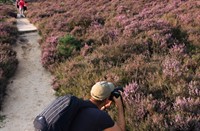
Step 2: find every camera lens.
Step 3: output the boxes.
[113,92,120,98]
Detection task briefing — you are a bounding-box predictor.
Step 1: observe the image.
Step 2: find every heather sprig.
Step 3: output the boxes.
[123,81,141,105]
[188,81,200,96]
[162,57,182,78]
[174,96,200,113]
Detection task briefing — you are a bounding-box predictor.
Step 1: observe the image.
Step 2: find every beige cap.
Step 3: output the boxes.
[91,81,115,100]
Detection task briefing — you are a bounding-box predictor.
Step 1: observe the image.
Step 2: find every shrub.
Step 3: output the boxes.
[0,44,18,78]
[0,22,18,44]
[26,0,200,130]
[122,81,200,130]
[57,34,82,58]
[0,4,18,110]
[41,36,59,70]
[0,44,18,110]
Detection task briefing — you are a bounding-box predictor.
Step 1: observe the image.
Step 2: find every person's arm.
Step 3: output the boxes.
[104,96,125,131]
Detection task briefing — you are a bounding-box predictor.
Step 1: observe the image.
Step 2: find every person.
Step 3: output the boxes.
[23,2,27,12]
[70,81,126,131]
[18,0,25,17]
[15,0,19,8]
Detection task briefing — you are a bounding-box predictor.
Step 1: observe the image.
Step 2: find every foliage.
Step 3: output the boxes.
[0,22,18,44]
[0,44,18,78]
[0,4,18,110]
[0,4,17,20]
[41,36,59,70]
[0,0,12,4]
[57,35,82,58]
[26,0,200,130]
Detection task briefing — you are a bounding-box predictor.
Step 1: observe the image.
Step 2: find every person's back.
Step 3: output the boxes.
[71,81,125,131]
[70,100,114,131]
[18,0,24,8]
[34,81,125,131]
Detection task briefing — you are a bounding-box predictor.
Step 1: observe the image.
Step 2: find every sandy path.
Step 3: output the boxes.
[0,26,55,130]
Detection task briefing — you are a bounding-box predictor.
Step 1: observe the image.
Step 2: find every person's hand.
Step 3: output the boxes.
[113,91,123,109]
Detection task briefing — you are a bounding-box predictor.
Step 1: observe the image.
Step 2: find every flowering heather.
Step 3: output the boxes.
[0,30,9,42]
[169,44,186,56]
[0,4,18,110]
[0,22,18,44]
[80,43,92,56]
[0,44,18,109]
[0,44,18,78]
[90,21,103,30]
[41,36,59,69]
[123,81,141,105]
[162,57,182,78]
[0,4,16,20]
[188,81,200,96]
[173,113,200,131]
[26,0,200,130]
[172,96,200,130]
[174,96,200,112]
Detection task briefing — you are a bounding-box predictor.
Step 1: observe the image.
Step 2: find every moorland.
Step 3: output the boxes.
[1,0,200,130]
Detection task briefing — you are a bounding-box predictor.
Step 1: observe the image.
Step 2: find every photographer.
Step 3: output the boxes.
[70,81,125,131]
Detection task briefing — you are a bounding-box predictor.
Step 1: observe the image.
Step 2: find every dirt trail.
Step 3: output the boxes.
[0,18,55,131]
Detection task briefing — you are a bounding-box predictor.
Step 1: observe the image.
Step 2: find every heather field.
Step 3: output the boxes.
[26,0,200,130]
[0,4,18,110]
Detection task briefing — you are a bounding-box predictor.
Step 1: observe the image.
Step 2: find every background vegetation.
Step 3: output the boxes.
[0,0,13,4]
[26,0,200,130]
[0,4,18,110]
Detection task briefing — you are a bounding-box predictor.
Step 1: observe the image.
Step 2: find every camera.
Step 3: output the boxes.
[109,87,124,100]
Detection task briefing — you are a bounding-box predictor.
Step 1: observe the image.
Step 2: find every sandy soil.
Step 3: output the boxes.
[0,31,55,131]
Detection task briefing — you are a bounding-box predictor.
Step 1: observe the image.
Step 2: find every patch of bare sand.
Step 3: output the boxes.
[0,32,55,131]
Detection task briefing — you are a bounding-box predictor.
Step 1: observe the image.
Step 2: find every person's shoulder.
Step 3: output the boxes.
[83,107,99,112]
[84,108,111,120]
[81,107,105,116]
[81,100,98,108]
